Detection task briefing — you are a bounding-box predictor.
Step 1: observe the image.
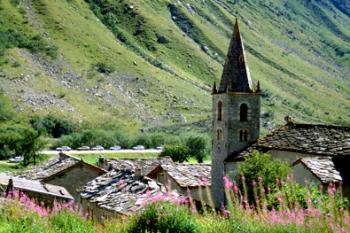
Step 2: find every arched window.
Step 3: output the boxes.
[239,130,243,142]
[240,103,248,122]
[218,101,223,121]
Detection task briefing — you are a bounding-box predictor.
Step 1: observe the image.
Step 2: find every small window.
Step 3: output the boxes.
[218,101,223,121]
[240,104,248,122]
[244,130,248,141]
[217,129,222,140]
[239,130,248,142]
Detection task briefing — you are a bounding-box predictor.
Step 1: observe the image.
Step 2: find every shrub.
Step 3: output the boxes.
[236,150,291,201]
[160,144,190,162]
[185,135,207,163]
[129,201,199,233]
[95,62,115,74]
[31,115,75,138]
[54,129,120,149]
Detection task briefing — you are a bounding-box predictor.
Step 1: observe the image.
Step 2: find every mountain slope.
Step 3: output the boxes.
[0,0,349,131]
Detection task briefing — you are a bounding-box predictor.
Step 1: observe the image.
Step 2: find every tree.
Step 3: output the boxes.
[30,115,75,138]
[160,144,190,163]
[0,122,46,164]
[186,136,207,163]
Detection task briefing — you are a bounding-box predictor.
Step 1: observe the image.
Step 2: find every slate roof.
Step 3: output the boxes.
[19,153,105,181]
[101,157,173,176]
[148,163,211,188]
[79,169,180,215]
[19,153,80,181]
[227,123,350,161]
[256,124,350,156]
[293,157,342,184]
[0,173,73,200]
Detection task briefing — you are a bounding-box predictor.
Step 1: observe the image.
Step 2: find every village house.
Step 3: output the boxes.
[147,161,211,204]
[79,169,173,219]
[210,19,350,208]
[78,157,211,218]
[0,173,73,205]
[19,153,106,199]
[225,123,349,192]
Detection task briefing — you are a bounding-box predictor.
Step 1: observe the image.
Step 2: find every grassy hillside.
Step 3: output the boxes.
[0,0,349,132]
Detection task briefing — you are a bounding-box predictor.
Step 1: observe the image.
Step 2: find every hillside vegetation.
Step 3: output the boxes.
[0,0,349,132]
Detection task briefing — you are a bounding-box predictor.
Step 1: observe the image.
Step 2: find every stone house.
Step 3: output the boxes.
[0,173,73,205]
[19,153,106,199]
[147,162,211,204]
[210,18,350,208]
[225,123,350,193]
[79,169,179,220]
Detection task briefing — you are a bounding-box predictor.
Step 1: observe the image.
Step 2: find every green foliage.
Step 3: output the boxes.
[160,144,190,162]
[0,93,13,122]
[185,135,207,163]
[54,129,123,149]
[0,27,57,58]
[236,150,291,199]
[95,62,115,74]
[0,122,46,164]
[129,201,199,233]
[31,115,75,138]
[50,210,94,233]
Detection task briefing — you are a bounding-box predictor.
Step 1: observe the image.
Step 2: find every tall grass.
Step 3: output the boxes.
[1,176,349,232]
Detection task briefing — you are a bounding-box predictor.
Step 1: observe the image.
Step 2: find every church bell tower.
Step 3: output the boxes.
[211,19,261,208]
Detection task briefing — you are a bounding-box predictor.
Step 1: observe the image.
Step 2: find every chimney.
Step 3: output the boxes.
[134,167,142,180]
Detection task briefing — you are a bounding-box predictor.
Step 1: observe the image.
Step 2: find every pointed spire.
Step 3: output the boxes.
[212,81,217,94]
[218,18,253,93]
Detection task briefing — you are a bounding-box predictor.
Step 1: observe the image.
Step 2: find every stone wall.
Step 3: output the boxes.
[46,164,104,200]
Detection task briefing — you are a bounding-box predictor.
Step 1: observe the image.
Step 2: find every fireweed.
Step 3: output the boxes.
[223,175,350,233]
[3,190,81,217]
[1,178,350,233]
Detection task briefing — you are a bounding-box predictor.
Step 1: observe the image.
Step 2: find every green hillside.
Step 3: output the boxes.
[0,0,349,132]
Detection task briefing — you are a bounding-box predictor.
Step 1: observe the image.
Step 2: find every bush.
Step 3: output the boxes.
[31,115,75,138]
[236,150,291,201]
[129,201,199,233]
[160,144,190,162]
[185,135,207,163]
[95,62,115,74]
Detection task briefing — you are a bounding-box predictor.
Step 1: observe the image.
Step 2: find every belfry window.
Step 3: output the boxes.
[240,103,248,122]
[239,130,243,142]
[218,101,223,121]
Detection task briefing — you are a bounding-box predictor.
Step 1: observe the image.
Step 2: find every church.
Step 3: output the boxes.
[211,19,350,208]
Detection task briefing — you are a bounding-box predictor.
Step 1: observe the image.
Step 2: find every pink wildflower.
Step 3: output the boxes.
[223,176,233,189]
